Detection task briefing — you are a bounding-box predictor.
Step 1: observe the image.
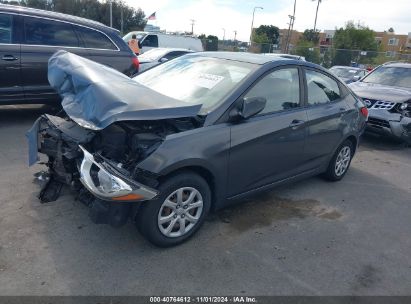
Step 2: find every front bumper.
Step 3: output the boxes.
[366,109,411,143]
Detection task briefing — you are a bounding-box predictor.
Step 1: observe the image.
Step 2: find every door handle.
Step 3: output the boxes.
[2,55,19,61]
[289,119,305,129]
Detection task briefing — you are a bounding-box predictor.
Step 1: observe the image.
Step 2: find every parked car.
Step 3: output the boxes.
[262,53,306,61]
[329,66,367,84]
[28,51,367,247]
[348,62,411,143]
[123,31,203,54]
[138,48,194,73]
[0,4,139,105]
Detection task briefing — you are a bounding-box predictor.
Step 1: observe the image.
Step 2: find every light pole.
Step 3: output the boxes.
[222,28,226,42]
[249,6,263,47]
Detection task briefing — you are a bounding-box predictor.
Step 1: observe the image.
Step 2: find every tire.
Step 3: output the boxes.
[136,171,211,247]
[323,140,354,181]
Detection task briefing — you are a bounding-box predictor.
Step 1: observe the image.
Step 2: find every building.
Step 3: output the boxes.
[374,31,410,57]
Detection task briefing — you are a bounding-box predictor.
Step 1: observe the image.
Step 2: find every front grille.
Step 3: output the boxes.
[368,117,390,129]
[372,100,396,110]
[363,99,396,110]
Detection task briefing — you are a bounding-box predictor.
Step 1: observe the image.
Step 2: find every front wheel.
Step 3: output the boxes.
[323,140,354,181]
[136,172,211,247]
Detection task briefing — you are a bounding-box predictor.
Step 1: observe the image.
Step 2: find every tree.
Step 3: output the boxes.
[302,29,320,44]
[332,21,378,65]
[312,0,322,32]
[294,39,320,63]
[5,0,146,33]
[254,25,279,44]
[388,27,394,33]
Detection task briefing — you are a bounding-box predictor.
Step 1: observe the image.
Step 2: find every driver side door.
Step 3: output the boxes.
[227,66,308,197]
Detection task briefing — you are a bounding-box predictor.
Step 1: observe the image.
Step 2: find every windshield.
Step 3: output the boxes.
[123,32,146,42]
[362,66,411,88]
[133,55,257,114]
[138,49,169,62]
[331,68,363,78]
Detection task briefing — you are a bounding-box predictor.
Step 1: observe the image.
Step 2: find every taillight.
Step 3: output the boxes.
[132,56,139,71]
[360,107,368,118]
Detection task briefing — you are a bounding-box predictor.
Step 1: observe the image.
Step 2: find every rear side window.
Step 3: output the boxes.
[0,13,13,44]
[24,17,79,47]
[245,68,301,115]
[74,26,117,50]
[142,35,158,47]
[306,69,341,105]
[162,51,188,61]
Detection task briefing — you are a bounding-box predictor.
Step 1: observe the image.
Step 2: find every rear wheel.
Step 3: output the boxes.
[323,140,354,181]
[136,172,211,247]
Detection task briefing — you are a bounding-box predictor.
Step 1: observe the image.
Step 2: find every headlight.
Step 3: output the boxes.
[78,146,158,201]
[400,103,409,110]
[97,169,132,194]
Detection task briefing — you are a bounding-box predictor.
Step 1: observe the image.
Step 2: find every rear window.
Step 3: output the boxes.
[24,16,79,47]
[75,26,117,50]
[0,13,12,44]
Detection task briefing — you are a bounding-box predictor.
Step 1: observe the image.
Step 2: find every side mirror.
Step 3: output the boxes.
[159,57,169,63]
[353,75,361,81]
[230,96,266,121]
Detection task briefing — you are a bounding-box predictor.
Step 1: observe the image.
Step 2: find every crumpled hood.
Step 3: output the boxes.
[48,50,202,130]
[348,81,411,103]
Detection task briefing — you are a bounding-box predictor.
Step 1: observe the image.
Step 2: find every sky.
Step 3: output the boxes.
[126,0,411,41]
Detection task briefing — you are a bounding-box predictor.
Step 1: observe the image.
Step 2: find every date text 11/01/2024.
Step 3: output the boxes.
[149,296,257,303]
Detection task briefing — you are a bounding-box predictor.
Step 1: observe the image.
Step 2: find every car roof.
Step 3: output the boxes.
[331,66,365,70]
[149,47,195,53]
[382,62,411,68]
[195,51,300,65]
[0,4,115,32]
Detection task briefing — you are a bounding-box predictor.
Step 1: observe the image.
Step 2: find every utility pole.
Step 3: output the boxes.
[233,30,237,41]
[120,5,124,34]
[190,19,196,35]
[222,28,226,42]
[285,0,297,53]
[109,0,113,28]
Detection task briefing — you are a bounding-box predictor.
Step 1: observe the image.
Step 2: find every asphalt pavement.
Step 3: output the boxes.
[0,105,410,296]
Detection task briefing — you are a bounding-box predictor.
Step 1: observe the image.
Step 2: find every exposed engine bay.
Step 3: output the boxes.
[29,113,203,227]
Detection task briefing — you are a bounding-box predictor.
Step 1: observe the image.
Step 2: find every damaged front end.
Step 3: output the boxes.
[28,113,201,227]
[366,101,411,144]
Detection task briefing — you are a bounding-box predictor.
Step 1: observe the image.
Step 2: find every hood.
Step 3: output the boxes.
[348,81,411,103]
[48,50,202,130]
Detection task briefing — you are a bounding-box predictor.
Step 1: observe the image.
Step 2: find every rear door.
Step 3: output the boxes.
[20,15,89,103]
[73,25,133,74]
[304,68,349,169]
[228,66,308,197]
[0,12,23,104]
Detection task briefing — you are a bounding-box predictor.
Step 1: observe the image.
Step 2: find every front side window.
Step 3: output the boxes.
[24,17,79,47]
[133,55,257,114]
[75,26,117,50]
[245,68,301,115]
[0,13,12,44]
[306,69,341,106]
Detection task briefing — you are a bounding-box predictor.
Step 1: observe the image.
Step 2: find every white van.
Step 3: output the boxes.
[123,31,203,54]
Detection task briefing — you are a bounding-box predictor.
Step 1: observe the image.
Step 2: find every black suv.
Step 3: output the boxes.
[0,5,139,105]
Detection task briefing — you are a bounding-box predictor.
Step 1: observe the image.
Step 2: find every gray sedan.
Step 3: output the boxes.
[28,51,367,247]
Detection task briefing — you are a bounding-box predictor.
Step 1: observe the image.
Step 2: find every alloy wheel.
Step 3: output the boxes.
[157,187,204,238]
[334,146,351,177]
